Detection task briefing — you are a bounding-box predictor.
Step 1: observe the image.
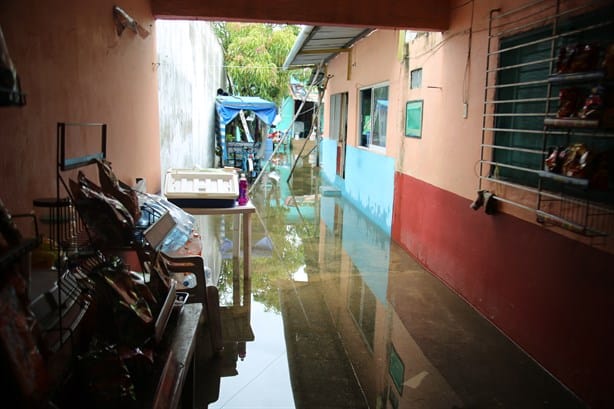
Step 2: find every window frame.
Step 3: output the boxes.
[410,68,422,89]
[358,81,389,152]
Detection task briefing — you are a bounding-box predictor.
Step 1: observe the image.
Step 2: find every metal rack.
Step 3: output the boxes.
[478,0,614,240]
[51,122,108,348]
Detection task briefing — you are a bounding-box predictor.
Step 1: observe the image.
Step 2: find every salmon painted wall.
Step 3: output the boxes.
[0,0,160,216]
[321,0,614,406]
[320,30,400,232]
[390,2,614,406]
[325,30,407,150]
[393,3,490,200]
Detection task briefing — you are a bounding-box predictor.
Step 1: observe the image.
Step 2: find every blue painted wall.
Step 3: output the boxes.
[320,194,390,305]
[321,195,337,234]
[320,138,338,184]
[340,199,390,305]
[320,139,394,234]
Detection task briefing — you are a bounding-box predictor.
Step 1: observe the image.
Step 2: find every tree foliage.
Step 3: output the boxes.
[213,22,304,105]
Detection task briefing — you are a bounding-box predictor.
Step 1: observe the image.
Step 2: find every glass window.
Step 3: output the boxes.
[410,68,422,89]
[359,84,388,149]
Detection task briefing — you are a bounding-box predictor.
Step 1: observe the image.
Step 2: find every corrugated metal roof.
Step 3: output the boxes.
[283,25,373,69]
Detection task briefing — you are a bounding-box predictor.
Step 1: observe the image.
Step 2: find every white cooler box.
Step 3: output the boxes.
[164,168,239,208]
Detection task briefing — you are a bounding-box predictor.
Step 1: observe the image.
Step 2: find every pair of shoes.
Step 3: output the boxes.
[470,190,485,210]
[470,190,497,214]
[483,191,497,215]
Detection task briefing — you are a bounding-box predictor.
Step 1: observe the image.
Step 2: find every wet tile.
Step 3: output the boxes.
[196,159,586,409]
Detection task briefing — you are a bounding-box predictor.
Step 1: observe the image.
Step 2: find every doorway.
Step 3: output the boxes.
[331,92,348,179]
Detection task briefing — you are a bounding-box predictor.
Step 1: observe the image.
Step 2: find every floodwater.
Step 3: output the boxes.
[193,151,586,409]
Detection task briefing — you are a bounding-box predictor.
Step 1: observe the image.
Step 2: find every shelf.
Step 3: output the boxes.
[544,118,600,128]
[537,171,590,187]
[536,210,609,237]
[547,71,605,85]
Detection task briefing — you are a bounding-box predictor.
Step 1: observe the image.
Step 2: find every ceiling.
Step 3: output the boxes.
[151,0,450,31]
[282,26,373,69]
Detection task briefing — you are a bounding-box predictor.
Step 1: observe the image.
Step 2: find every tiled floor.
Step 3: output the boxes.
[193,154,587,409]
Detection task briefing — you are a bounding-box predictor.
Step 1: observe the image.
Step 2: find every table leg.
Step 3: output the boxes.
[232,214,240,277]
[243,212,252,280]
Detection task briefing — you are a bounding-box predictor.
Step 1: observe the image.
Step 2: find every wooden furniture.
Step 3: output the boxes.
[151,303,202,409]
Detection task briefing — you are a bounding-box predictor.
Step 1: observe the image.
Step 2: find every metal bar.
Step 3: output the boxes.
[491,0,549,20]
[483,127,545,135]
[486,78,548,89]
[489,35,555,56]
[492,3,591,38]
[481,144,544,155]
[491,20,613,56]
[541,118,614,138]
[480,175,540,194]
[485,96,555,104]
[61,122,106,127]
[487,57,553,73]
[493,11,558,38]
[484,112,545,117]
[492,195,537,213]
[537,189,613,211]
[538,0,560,214]
[480,159,541,174]
[493,1,611,36]
[478,8,502,192]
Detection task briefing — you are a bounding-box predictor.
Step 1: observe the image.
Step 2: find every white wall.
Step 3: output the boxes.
[156,20,225,186]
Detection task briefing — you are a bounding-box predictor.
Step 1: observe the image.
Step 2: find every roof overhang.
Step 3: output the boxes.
[283,26,373,70]
[151,0,450,31]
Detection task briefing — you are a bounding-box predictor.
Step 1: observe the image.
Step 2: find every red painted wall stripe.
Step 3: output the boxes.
[391,172,614,408]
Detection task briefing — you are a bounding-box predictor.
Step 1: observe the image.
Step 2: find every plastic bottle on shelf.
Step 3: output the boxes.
[180,273,197,289]
[238,173,249,206]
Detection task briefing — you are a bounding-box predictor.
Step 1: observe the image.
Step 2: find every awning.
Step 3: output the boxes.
[283,25,373,69]
[215,95,277,126]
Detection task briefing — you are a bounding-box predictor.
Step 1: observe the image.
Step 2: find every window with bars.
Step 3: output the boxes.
[481,1,614,238]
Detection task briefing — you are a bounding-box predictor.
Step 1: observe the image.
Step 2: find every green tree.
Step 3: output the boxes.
[213,22,307,105]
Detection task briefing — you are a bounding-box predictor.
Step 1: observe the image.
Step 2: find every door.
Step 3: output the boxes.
[331,92,349,178]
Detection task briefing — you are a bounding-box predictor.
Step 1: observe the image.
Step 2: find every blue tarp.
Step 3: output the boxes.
[215,96,278,165]
[215,96,277,126]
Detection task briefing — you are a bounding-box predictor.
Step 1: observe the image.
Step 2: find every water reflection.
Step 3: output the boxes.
[198,153,584,409]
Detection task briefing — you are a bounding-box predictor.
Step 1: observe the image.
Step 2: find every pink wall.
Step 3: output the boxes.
[394,1,493,200]
[0,0,160,215]
[325,29,402,150]
[393,173,614,408]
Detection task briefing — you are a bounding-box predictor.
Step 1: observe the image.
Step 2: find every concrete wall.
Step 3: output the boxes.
[156,20,225,182]
[0,0,160,215]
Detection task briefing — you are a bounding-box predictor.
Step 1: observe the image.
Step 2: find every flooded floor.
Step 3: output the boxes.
[192,153,586,409]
